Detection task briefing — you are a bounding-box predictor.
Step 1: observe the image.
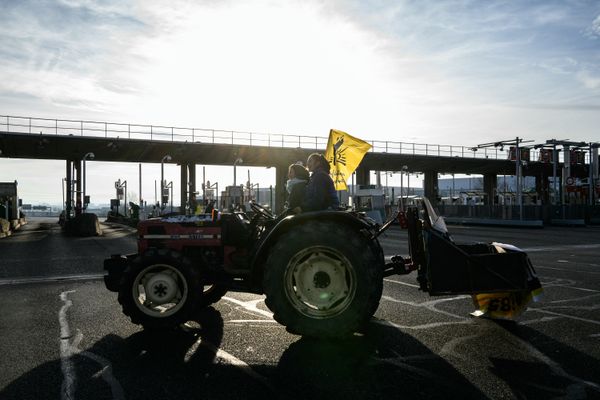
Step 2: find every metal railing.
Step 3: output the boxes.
[1,114,586,162]
[437,204,600,223]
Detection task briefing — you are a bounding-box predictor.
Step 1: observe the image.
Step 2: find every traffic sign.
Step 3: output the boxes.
[566,177,575,186]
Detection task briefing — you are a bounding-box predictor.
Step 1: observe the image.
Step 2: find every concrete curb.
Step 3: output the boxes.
[444,217,544,228]
[550,219,586,227]
[0,218,25,239]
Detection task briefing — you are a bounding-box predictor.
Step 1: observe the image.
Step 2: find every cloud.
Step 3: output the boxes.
[509,102,600,111]
[2,0,600,205]
[1,0,599,141]
[576,70,600,89]
[590,14,600,38]
[0,0,149,114]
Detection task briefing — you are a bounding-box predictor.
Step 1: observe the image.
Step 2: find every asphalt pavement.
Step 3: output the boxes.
[0,217,599,400]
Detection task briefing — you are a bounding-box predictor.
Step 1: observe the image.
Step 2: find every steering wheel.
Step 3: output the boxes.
[249,201,274,220]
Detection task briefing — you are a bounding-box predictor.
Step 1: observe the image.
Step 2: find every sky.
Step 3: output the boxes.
[1,0,599,206]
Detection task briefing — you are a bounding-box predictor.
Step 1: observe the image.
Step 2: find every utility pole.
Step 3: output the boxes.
[516,137,522,220]
[139,163,143,212]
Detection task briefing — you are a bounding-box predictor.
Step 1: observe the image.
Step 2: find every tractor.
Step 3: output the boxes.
[104,199,541,338]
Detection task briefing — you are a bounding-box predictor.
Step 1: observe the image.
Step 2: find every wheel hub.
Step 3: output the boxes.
[145,273,178,304]
[290,250,352,313]
[313,271,331,288]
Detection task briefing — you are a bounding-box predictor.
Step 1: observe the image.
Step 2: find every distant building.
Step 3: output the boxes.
[438,176,536,196]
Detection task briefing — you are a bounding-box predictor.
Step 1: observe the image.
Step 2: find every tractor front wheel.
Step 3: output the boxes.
[117,249,201,329]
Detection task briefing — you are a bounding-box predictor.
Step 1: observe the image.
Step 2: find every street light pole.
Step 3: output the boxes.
[552,142,558,205]
[515,137,523,220]
[400,165,408,209]
[385,171,388,204]
[233,157,243,186]
[161,155,172,210]
[82,152,94,212]
[590,142,595,206]
[452,173,455,199]
[400,170,403,208]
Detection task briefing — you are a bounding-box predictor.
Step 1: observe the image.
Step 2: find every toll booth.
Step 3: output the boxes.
[458,191,486,205]
[397,195,422,209]
[0,181,21,220]
[354,185,386,224]
[220,185,245,211]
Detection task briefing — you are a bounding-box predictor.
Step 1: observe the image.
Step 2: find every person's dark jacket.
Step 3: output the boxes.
[287,179,307,210]
[303,166,340,211]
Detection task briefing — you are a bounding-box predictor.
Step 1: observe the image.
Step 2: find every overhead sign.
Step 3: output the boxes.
[538,149,554,163]
[570,150,585,164]
[508,147,530,162]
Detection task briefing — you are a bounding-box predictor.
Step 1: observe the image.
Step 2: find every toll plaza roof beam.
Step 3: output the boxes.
[474,138,535,149]
[0,131,592,178]
[545,139,589,148]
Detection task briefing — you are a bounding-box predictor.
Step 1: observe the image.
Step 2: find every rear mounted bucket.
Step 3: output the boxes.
[424,229,530,295]
[406,199,538,296]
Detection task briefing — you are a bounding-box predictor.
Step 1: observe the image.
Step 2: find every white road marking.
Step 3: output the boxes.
[554,285,600,293]
[184,336,273,390]
[227,320,278,324]
[2,274,104,286]
[380,290,600,393]
[59,291,77,400]
[548,294,600,305]
[384,278,420,288]
[535,266,600,275]
[523,243,600,252]
[519,316,562,325]
[528,307,600,326]
[439,334,483,361]
[511,332,600,393]
[382,295,471,321]
[59,291,124,400]
[222,296,273,319]
[374,318,473,330]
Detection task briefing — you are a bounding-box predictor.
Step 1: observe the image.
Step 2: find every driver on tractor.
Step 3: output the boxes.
[303,153,340,211]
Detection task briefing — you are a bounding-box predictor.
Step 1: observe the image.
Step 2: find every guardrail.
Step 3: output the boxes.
[437,204,600,224]
[0,114,560,161]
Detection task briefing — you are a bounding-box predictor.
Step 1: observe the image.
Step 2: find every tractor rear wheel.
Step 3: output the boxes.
[263,220,383,338]
[117,248,201,329]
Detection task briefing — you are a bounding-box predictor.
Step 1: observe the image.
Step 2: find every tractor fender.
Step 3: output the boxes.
[103,253,137,292]
[249,211,383,290]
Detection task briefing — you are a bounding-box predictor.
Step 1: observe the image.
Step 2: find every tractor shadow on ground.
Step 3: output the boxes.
[5,309,597,400]
[1,307,485,400]
[489,319,600,399]
[273,321,487,400]
[0,307,228,400]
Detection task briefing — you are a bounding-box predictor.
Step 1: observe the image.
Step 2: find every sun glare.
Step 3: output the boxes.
[113,2,415,137]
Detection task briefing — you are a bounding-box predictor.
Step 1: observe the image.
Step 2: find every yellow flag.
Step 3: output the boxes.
[325,129,372,191]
